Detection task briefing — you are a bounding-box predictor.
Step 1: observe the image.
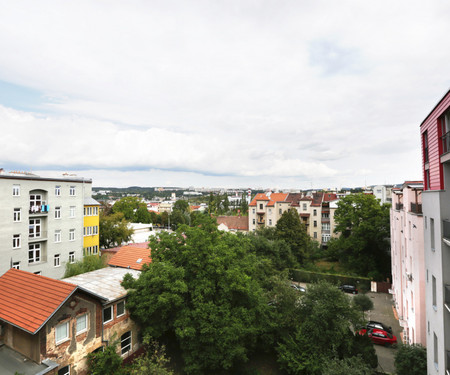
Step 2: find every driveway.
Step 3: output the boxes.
[365,292,402,374]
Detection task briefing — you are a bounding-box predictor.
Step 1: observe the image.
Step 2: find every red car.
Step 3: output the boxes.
[358,328,397,346]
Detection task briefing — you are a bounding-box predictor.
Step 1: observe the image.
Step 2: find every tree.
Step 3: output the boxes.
[99,212,134,248]
[207,192,216,215]
[122,224,273,374]
[113,196,146,221]
[127,336,174,375]
[87,341,125,375]
[222,194,230,213]
[394,344,427,375]
[275,210,310,264]
[240,197,249,215]
[352,294,374,320]
[328,193,391,279]
[173,199,190,213]
[322,356,375,375]
[276,281,369,375]
[64,255,106,278]
[135,206,152,223]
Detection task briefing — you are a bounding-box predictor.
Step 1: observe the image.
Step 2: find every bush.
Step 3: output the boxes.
[394,344,427,375]
[290,269,371,291]
[353,294,374,318]
[64,255,106,278]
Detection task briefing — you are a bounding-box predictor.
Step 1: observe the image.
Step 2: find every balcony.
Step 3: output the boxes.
[29,205,49,216]
[395,203,404,211]
[444,220,450,244]
[29,231,47,242]
[257,219,265,225]
[410,202,422,214]
[321,218,330,223]
[445,285,450,313]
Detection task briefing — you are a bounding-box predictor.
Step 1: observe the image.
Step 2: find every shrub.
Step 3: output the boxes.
[394,344,426,375]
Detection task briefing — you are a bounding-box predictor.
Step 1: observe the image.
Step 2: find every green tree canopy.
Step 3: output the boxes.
[394,344,427,375]
[275,210,310,264]
[99,212,134,248]
[112,196,147,221]
[122,224,273,374]
[327,193,391,279]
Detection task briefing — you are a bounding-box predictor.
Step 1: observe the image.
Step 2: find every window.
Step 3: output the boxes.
[103,306,113,324]
[54,230,61,243]
[28,244,41,263]
[314,232,317,239]
[76,314,87,334]
[322,234,331,243]
[70,206,75,218]
[58,365,70,375]
[302,203,307,211]
[34,271,41,275]
[69,251,75,263]
[322,212,329,218]
[430,218,435,251]
[423,131,429,163]
[93,245,98,255]
[12,261,20,270]
[252,219,255,225]
[13,234,21,249]
[434,332,438,367]
[121,331,132,355]
[12,185,20,196]
[279,208,282,215]
[54,254,60,267]
[432,275,437,309]
[13,208,21,222]
[322,223,330,231]
[269,219,272,226]
[252,208,255,214]
[313,220,317,227]
[259,204,263,210]
[313,209,317,216]
[55,185,61,196]
[69,186,76,196]
[55,206,61,219]
[69,229,75,241]
[93,226,98,235]
[55,321,69,344]
[117,301,125,317]
[29,194,43,209]
[29,218,41,238]
[94,207,98,215]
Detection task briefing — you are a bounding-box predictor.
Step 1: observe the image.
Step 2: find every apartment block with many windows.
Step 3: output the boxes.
[390,181,426,345]
[0,170,98,279]
[420,89,450,374]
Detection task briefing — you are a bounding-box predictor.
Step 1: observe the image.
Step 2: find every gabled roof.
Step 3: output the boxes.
[323,193,338,202]
[0,269,78,334]
[267,193,288,207]
[249,193,270,206]
[84,197,101,206]
[108,244,152,270]
[216,216,249,231]
[311,192,324,207]
[284,193,303,207]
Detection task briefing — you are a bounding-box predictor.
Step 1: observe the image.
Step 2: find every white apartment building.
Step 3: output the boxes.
[0,170,96,279]
[391,182,426,345]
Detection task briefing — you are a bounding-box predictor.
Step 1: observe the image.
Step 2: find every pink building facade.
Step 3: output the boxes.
[391,182,426,345]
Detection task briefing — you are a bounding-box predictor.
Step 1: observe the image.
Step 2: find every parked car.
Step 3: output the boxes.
[290,283,306,293]
[358,328,397,346]
[338,284,358,294]
[366,320,392,334]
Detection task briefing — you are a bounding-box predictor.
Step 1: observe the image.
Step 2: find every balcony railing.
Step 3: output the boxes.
[442,131,450,155]
[444,220,450,241]
[29,205,49,215]
[321,218,330,223]
[29,231,47,241]
[410,202,422,214]
[395,203,404,210]
[257,219,265,225]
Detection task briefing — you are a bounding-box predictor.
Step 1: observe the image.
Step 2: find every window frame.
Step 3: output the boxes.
[12,261,20,270]
[12,185,20,196]
[116,301,125,317]
[13,234,21,249]
[120,331,132,355]
[69,251,75,263]
[13,208,21,222]
[69,186,76,196]
[58,365,70,375]
[55,206,61,219]
[69,229,75,241]
[55,185,61,196]
[28,243,41,264]
[69,206,75,218]
[76,314,88,335]
[55,321,69,344]
[54,254,61,267]
[54,230,61,243]
[103,306,113,324]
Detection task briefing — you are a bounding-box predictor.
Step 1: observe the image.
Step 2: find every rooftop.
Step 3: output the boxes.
[0,269,77,334]
[108,244,152,271]
[64,267,141,303]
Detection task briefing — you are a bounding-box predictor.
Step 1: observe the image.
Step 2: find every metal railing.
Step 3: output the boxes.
[395,203,404,210]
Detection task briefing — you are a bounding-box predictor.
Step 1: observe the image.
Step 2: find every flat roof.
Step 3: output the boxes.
[64,267,141,303]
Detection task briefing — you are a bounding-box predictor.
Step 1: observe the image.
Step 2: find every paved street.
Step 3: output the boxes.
[365,292,402,374]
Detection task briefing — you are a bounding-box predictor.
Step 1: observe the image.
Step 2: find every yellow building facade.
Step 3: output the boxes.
[83,199,100,256]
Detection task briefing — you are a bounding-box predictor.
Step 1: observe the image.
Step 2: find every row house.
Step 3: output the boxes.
[420,89,450,375]
[248,191,339,247]
[0,171,100,279]
[0,267,140,375]
[390,181,426,346]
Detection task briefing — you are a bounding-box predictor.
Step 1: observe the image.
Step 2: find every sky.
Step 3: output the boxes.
[1,1,449,190]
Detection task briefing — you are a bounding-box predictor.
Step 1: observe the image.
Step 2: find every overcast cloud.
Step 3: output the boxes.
[0,0,449,189]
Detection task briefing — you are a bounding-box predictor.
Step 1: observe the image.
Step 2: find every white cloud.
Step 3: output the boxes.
[1,0,445,188]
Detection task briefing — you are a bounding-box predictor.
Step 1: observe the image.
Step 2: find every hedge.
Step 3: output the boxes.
[290,269,371,292]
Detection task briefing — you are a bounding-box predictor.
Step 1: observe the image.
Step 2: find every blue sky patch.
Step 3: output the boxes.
[0,80,46,112]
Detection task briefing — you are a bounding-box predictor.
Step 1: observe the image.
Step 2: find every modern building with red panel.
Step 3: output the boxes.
[420,89,450,374]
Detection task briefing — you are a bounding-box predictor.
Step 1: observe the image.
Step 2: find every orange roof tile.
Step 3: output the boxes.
[216,216,249,230]
[267,193,288,207]
[249,193,270,206]
[108,244,152,270]
[0,269,77,334]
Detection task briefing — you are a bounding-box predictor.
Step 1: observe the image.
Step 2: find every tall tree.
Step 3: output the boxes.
[328,193,391,279]
[112,196,146,221]
[122,225,273,374]
[99,212,133,248]
[275,210,310,263]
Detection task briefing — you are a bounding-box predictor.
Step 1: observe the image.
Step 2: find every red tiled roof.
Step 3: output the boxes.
[311,192,324,207]
[267,193,288,207]
[249,193,270,206]
[0,269,77,334]
[108,244,152,270]
[323,193,338,202]
[216,216,249,231]
[285,193,303,206]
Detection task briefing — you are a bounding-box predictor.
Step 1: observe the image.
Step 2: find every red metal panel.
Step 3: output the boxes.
[420,90,450,190]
